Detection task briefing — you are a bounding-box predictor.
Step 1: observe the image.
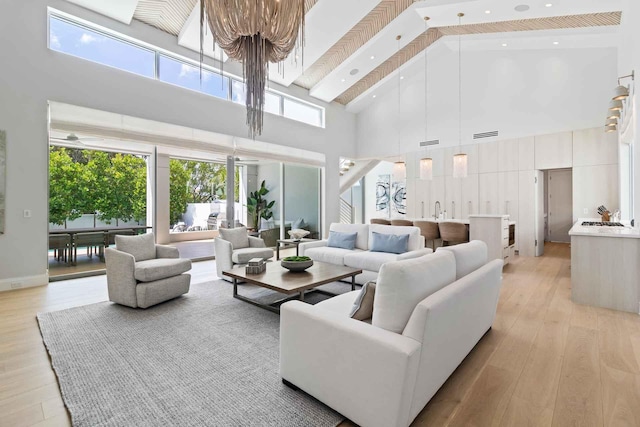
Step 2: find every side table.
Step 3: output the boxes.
[276,238,316,260]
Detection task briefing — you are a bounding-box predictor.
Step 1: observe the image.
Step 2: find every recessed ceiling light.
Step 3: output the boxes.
[515,4,530,12]
[400,76,404,80]
[370,55,375,60]
[341,78,346,82]
[349,68,359,76]
[545,3,552,7]
[485,10,491,14]
[372,95,377,98]
[502,43,508,47]
[553,41,559,45]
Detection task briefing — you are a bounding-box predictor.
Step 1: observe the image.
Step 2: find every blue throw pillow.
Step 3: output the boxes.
[369,232,409,254]
[327,231,357,250]
[292,218,306,229]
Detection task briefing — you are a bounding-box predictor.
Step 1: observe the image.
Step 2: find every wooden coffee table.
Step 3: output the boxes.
[223,261,362,313]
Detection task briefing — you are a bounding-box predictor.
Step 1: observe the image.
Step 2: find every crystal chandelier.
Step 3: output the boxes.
[201,0,305,138]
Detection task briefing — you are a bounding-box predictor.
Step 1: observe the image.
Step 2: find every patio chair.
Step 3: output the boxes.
[73,231,106,264]
[49,233,71,264]
[106,229,135,246]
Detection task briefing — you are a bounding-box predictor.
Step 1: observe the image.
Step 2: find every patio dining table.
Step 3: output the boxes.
[49,226,152,265]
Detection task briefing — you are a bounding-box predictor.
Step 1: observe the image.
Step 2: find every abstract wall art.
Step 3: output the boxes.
[375,174,390,217]
[391,180,406,216]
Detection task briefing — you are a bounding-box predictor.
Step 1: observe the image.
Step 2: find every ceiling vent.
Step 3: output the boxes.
[419,139,440,147]
[473,130,499,140]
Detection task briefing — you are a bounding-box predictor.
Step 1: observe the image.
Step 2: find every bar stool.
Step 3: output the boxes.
[390,219,414,226]
[438,222,470,247]
[413,220,440,251]
[370,218,391,225]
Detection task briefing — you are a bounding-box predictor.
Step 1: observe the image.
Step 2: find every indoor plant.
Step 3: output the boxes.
[247,180,275,228]
[281,255,314,272]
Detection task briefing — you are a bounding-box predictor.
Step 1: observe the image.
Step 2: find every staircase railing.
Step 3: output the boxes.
[339,198,354,224]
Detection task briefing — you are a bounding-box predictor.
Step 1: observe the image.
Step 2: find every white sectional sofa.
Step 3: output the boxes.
[299,223,432,284]
[280,241,502,427]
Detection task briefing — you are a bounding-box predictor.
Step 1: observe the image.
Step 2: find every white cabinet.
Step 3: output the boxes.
[460,174,479,219]
[498,139,519,172]
[518,137,535,171]
[414,178,431,219]
[430,176,445,218]
[445,176,463,219]
[499,171,519,249]
[534,131,573,170]
[479,173,499,214]
[478,141,499,174]
[470,215,512,265]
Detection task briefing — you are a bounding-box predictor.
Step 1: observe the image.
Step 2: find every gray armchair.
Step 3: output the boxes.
[215,227,274,282]
[105,233,191,308]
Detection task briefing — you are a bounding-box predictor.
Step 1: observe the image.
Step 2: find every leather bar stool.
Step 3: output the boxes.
[438,222,470,247]
[390,219,414,226]
[370,218,391,225]
[413,220,440,251]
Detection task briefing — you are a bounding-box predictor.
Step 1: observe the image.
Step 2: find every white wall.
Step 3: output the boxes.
[0,0,356,287]
[356,47,618,159]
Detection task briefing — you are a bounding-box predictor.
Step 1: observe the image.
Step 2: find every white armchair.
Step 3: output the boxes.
[215,227,274,281]
[104,233,191,309]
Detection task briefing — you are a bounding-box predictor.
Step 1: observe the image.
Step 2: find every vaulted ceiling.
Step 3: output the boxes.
[66,0,624,110]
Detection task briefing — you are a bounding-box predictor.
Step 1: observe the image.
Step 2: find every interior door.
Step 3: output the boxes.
[548,169,573,242]
[534,170,545,256]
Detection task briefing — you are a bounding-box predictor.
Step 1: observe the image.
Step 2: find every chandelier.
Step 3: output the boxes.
[201,0,305,138]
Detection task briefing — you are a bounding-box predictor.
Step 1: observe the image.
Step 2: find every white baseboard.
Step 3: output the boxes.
[0,273,49,292]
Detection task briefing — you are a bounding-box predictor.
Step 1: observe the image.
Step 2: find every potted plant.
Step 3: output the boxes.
[247,180,275,229]
[281,256,314,272]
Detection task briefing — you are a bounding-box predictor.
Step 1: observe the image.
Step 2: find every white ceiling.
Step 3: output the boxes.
[178,2,228,62]
[63,0,626,109]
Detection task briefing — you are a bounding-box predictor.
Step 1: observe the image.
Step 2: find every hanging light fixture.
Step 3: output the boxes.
[420,17,433,181]
[605,118,617,127]
[452,12,468,179]
[607,109,621,120]
[393,34,406,182]
[609,99,624,112]
[613,71,634,101]
[201,0,305,139]
[605,125,617,133]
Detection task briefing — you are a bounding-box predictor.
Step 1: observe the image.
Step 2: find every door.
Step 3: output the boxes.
[535,170,545,256]
[548,169,573,242]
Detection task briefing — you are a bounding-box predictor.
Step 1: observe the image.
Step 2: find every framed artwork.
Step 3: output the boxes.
[0,130,5,234]
[375,174,390,217]
[391,180,406,216]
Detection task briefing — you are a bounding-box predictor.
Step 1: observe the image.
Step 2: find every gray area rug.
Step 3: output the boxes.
[37,280,352,427]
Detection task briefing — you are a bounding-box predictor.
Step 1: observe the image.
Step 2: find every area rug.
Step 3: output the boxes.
[37,280,352,427]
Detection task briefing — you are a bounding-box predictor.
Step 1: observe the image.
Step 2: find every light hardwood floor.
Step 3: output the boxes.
[2,243,640,427]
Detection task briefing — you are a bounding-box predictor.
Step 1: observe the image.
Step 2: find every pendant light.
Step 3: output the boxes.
[612,71,634,101]
[452,12,468,179]
[393,34,406,182]
[420,17,433,181]
[607,110,621,120]
[609,99,623,112]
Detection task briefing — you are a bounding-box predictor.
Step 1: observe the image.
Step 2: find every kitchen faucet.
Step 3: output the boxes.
[434,201,441,219]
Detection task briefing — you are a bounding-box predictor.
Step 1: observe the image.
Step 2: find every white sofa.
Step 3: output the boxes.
[299,223,432,284]
[280,241,502,427]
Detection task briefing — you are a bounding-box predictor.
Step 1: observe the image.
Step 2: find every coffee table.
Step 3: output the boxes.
[223,261,362,313]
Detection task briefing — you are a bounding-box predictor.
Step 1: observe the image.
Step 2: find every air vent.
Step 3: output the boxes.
[419,139,440,147]
[473,130,499,140]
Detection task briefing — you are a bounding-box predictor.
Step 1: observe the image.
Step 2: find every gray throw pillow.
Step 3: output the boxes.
[292,218,305,229]
[219,227,249,249]
[115,233,156,262]
[327,231,357,250]
[350,281,376,321]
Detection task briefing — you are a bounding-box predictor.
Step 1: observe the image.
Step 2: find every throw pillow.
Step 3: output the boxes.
[372,251,456,333]
[115,233,156,262]
[349,281,376,321]
[219,227,250,249]
[292,218,306,229]
[326,230,357,250]
[369,231,409,254]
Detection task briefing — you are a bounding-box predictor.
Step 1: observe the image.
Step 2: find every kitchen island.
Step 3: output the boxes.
[569,219,640,313]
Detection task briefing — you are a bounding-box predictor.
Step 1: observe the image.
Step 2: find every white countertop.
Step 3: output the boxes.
[568,219,640,239]
[406,218,516,226]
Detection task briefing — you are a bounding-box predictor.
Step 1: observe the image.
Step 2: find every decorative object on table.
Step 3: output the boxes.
[200,0,306,138]
[246,257,267,275]
[0,130,5,234]
[597,205,611,221]
[288,228,310,241]
[247,180,275,229]
[281,256,313,272]
[375,174,390,217]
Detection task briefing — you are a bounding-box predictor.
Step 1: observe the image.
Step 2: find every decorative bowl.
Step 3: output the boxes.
[281,256,313,272]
